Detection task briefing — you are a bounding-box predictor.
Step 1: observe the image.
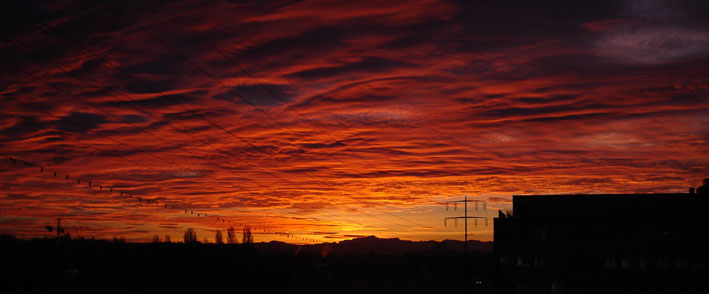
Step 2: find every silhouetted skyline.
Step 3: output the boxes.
[1,0,708,242]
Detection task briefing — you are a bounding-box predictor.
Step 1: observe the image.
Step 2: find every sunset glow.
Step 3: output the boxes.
[1,0,707,242]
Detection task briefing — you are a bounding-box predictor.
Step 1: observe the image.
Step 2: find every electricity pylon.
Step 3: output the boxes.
[444,196,486,294]
[44,217,65,240]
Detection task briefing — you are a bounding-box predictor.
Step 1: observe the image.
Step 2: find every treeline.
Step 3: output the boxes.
[160,225,253,244]
[42,217,256,244]
[0,233,494,294]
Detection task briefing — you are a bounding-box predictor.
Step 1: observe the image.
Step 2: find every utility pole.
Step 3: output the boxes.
[45,217,65,241]
[56,217,62,239]
[445,196,486,294]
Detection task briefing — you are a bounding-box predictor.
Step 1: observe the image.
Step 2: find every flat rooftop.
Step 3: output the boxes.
[511,193,709,219]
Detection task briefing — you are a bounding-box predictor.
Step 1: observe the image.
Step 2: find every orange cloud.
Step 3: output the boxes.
[1,0,707,242]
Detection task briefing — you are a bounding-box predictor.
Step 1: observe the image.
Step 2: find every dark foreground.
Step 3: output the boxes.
[0,235,493,294]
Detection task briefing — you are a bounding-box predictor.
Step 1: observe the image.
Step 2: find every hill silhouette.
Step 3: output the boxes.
[334,235,491,253]
[252,235,492,255]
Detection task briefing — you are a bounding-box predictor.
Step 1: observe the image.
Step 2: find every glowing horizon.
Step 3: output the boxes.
[1,0,707,243]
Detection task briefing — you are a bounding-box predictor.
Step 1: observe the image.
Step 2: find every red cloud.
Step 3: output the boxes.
[1,0,707,242]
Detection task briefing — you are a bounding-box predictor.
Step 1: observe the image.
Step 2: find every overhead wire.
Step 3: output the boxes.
[0,0,432,232]
[1,156,321,243]
[106,0,434,226]
[95,0,432,228]
[0,45,372,232]
[0,91,409,241]
[0,108,352,241]
[151,0,444,207]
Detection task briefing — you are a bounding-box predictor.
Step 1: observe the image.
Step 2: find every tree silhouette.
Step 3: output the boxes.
[215,230,224,244]
[184,228,197,243]
[152,234,161,243]
[227,226,237,244]
[243,225,253,244]
[164,234,171,243]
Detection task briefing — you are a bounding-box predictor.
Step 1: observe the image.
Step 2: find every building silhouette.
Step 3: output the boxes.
[494,183,709,294]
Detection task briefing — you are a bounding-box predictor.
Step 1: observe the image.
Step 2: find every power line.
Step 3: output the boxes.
[0,110,249,201]
[0,94,376,235]
[444,197,488,294]
[0,33,291,184]
[0,44,375,230]
[0,99,410,241]
[152,0,440,206]
[0,110,365,237]
[91,0,433,228]
[3,26,425,232]
[125,0,441,212]
[0,0,432,231]
[1,156,322,243]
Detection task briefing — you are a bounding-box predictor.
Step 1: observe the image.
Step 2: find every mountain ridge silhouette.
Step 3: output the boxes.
[256,235,492,255]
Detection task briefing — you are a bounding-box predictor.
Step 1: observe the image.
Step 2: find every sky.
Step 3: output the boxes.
[0,0,707,243]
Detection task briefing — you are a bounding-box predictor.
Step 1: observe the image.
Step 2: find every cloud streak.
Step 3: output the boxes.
[0,0,708,242]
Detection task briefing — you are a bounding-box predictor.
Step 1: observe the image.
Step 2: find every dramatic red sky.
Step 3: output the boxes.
[1,0,708,243]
